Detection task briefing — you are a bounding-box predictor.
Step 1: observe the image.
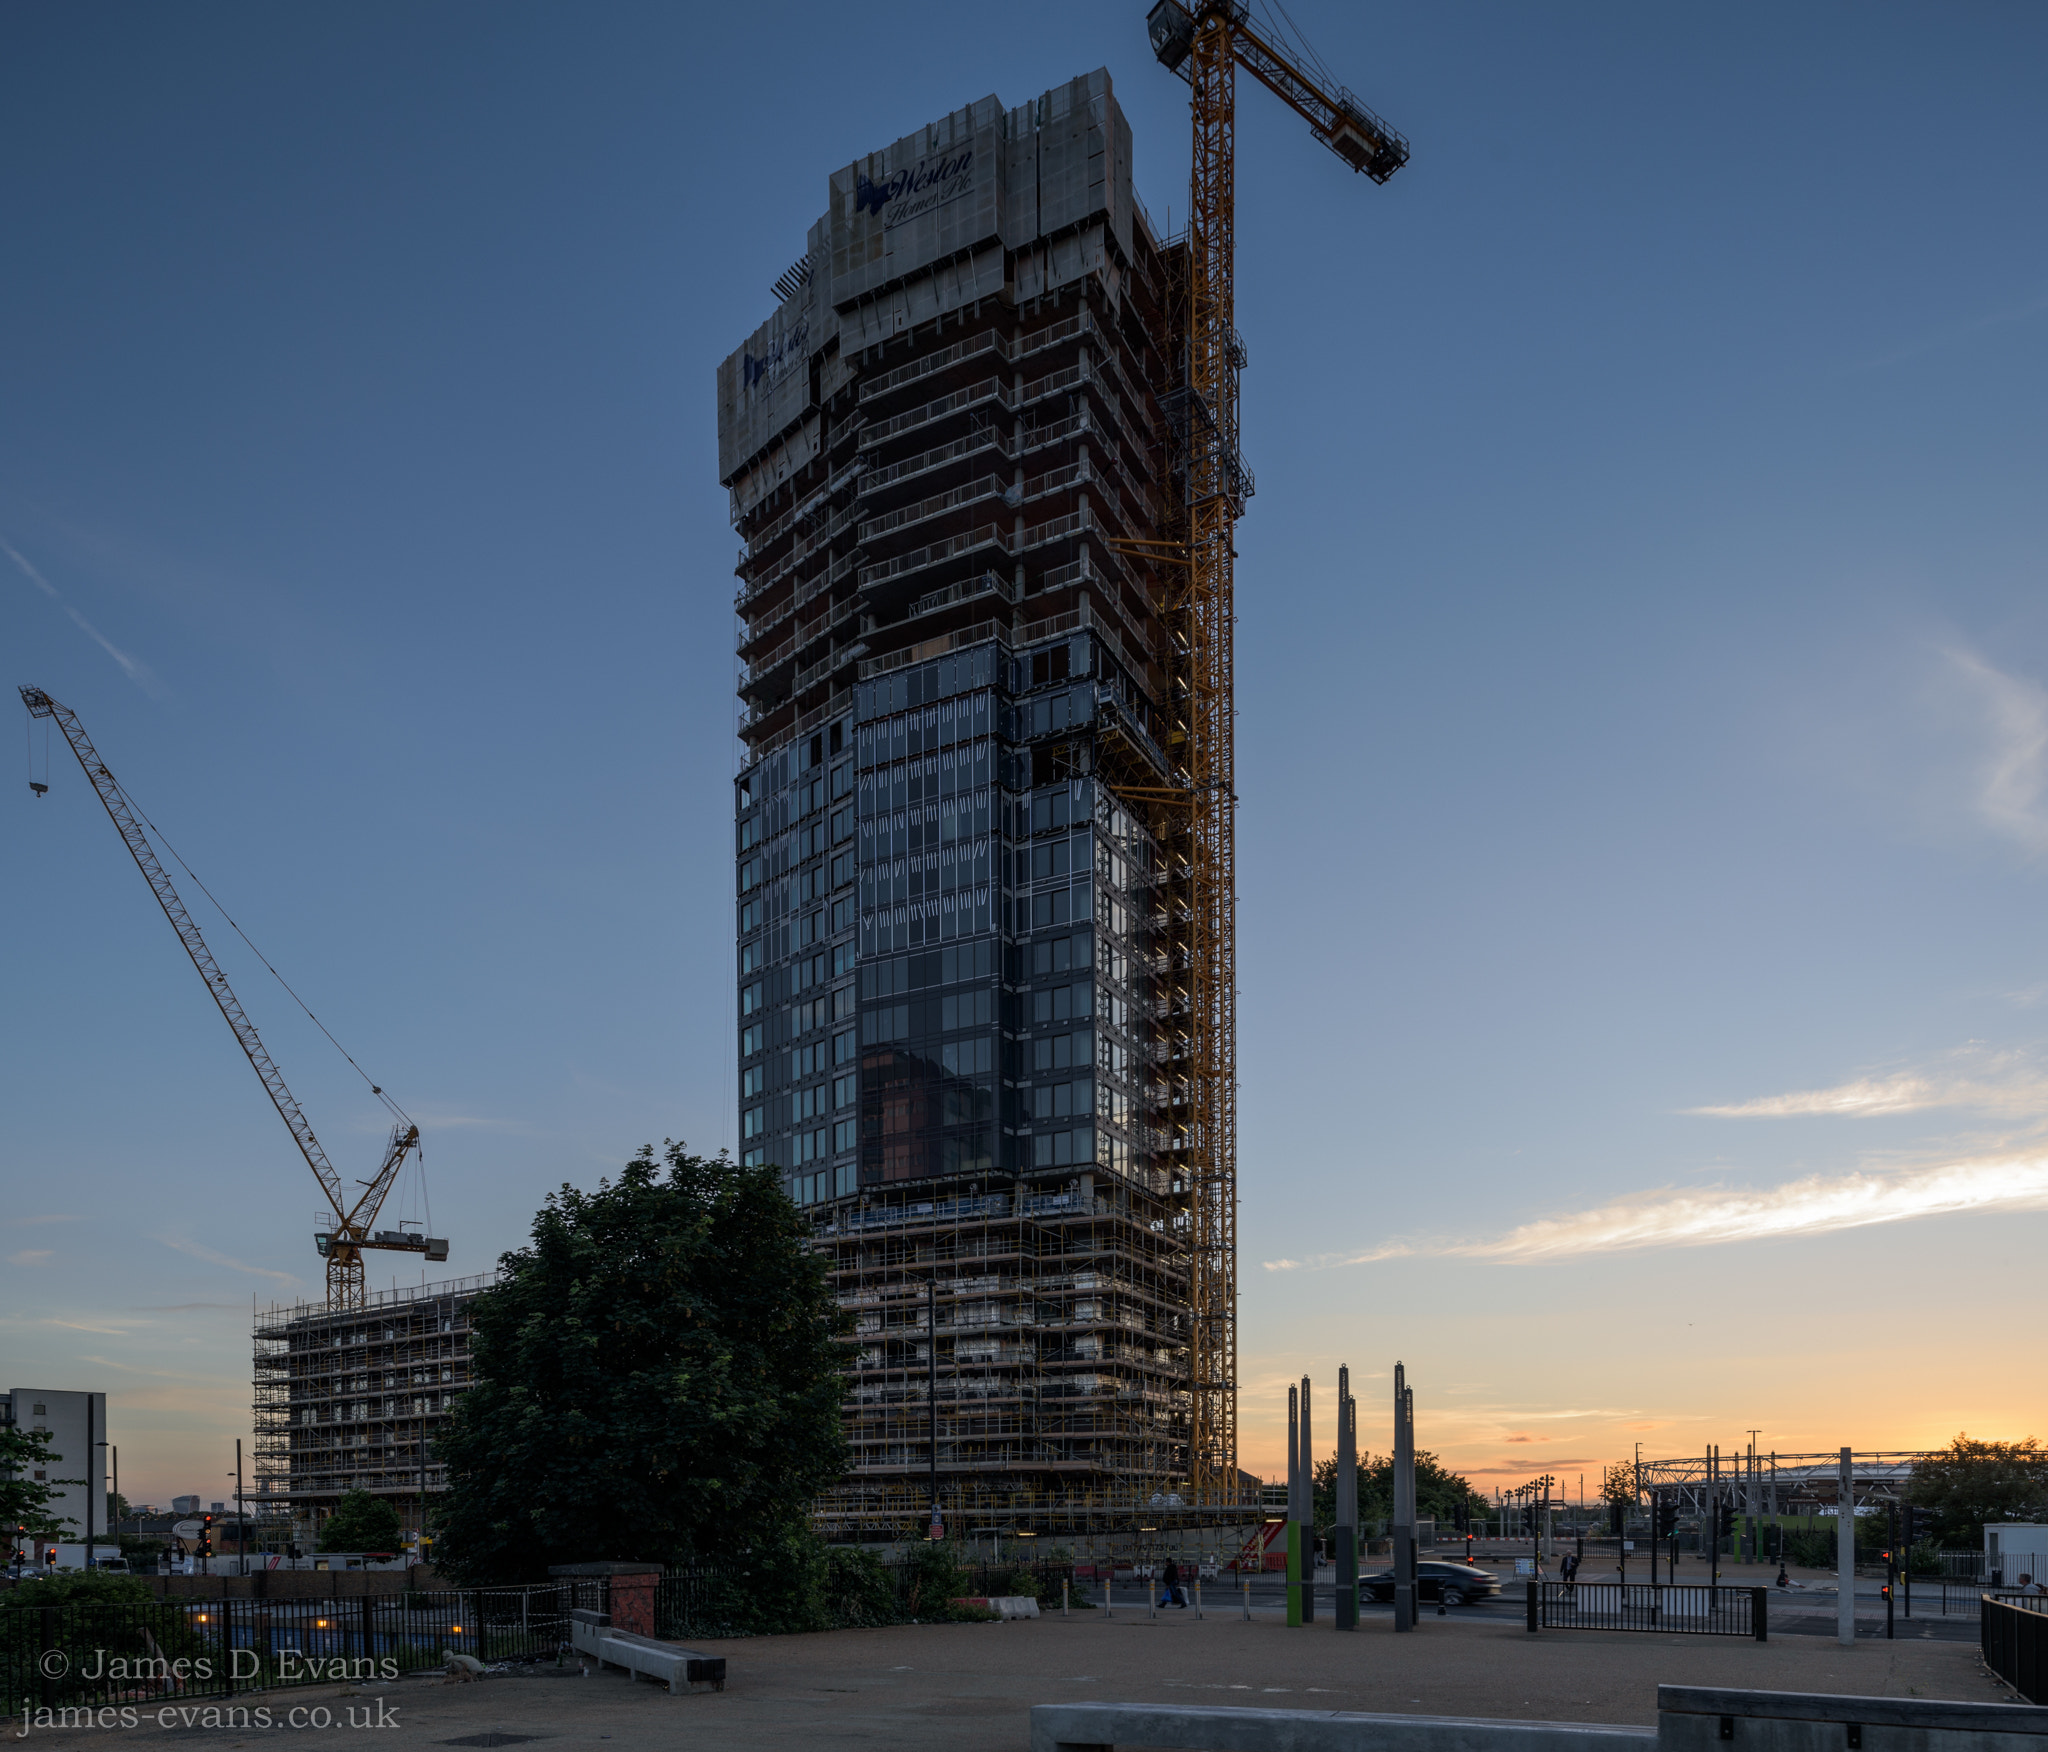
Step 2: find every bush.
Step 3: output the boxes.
[822,1547,903,1629]
[0,1572,202,1714]
[898,1540,985,1621]
[996,1565,1065,1608]
[1779,1529,1838,1569]
[319,1489,402,1554]
[0,1571,157,1609]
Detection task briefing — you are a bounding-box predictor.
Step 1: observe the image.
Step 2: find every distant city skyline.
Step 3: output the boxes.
[3,0,2044,1503]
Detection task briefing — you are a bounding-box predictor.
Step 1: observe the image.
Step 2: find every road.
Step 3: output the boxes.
[1141,1564,1982,1643]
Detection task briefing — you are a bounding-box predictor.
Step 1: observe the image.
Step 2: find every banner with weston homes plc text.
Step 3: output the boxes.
[857,145,975,231]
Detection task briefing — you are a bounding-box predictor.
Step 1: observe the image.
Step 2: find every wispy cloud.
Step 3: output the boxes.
[1458,1154,2048,1259]
[76,1353,239,1384]
[8,1214,82,1229]
[1264,1150,2048,1269]
[6,1249,54,1267]
[1949,649,2048,857]
[3,535,156,693]
[379,1110,527,1135]
[1689,1043,2048,1120]
[1850,287,2048,372]
[157,1235,296,1285]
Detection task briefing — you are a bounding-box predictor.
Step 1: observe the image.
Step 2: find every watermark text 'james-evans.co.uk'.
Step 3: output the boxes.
[17,1699,401,1736]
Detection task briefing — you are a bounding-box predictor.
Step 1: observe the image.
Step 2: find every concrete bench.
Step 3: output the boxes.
[1029,1703,1653,1752]
[1658,1687,2048,1752]
[953,1594,1042,1619]
[568,1608,725,1694]
[1028,1692,2048,1752]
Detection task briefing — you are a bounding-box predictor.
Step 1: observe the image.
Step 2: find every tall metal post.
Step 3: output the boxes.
[1299,1376,1315,1623]
[85,1394,96,1569]
[1285,1384,1302,1626]
[1709,1445,1720,1589]
[1393,1362,1415,1632]
[1335,1367,1357,1629]
[1836,1447,1855,1646]
[927,1277,940,1534]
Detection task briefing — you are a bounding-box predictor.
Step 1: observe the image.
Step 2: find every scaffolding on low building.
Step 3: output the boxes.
[251,1272,494,1545]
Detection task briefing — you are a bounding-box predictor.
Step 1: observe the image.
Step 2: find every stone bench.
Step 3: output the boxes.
[1028,1691,2048,1752]
[1029,1703,1653,1752]
[568,1608,725,1694]
[953,1594,1042,1619]
[1658,1687,2048,1752]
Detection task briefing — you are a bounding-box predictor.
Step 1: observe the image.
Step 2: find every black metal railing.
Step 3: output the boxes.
[649,1558,1077,1641]
[1,1587,593,1715]
[651,1569,739,1641]
[1894,1582,2046,1618]
[1531,1580,1766,1639]
[1984,1596,2047,1703]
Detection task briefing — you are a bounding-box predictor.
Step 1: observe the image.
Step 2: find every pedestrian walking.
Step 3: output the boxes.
[1163,1557,1187,1608]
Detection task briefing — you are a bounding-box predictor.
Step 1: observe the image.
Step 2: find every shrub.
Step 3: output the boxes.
[899,1540,983,1621]
[822,1547,903,1629]
[1779,1529,1838,1569]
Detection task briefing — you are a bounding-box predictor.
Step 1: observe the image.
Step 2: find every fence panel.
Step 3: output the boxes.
[1535,1581,1764,1638]
[1983,1597,2046,1704]
[2,1587,589,1716]
[652,1569,739,1641]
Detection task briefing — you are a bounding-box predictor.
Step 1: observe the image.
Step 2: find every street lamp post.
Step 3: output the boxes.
[926,1276,942,1540]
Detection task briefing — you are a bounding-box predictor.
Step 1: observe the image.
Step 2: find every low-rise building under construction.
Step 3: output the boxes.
[251,1274,492,1546]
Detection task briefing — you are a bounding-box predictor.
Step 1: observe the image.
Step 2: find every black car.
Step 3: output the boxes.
[1358,1559,1502,1606]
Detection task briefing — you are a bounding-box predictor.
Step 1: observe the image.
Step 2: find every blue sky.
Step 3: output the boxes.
[4,1,2044,1504]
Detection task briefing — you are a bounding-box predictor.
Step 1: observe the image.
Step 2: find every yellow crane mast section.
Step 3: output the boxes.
[1145,1,1408,1500]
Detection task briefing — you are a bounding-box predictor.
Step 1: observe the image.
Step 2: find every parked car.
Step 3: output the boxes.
[1359,1560,1502,1606]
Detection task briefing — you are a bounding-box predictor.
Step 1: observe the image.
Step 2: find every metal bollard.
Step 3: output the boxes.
[1195,1579,1203,1619]
[1149,1572,1156,1621]
[1062,1578,1069,1618]
[1243,1577,1251,1620]
[1105,1571,1113,1617]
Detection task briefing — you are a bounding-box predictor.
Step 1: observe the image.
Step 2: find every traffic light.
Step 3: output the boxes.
[201,1513,213,1556]
[1655,1498,1678,1539]
[1902,1505,1917,1549]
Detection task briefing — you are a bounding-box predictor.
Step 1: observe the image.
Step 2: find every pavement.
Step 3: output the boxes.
[31,1590,2017,1752]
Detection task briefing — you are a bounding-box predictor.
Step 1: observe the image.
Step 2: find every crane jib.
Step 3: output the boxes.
[20,684,435,1306]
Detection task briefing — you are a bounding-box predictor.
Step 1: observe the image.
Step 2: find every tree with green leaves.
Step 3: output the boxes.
[1906,1433,2048,1549]
[1599,1461,1639,1532]
[1313,1449,1487,1533]
[319,1489,403,1552]
[0,1425,79,1543]
[433,1143,847,1608]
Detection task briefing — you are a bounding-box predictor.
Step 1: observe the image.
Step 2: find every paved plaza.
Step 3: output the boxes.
[39,1595,2013,1752]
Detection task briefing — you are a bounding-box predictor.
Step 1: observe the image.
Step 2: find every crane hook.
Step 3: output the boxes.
[30,781,48,798]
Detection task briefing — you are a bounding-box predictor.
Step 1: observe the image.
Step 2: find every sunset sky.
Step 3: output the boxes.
[4,0,2045,1506]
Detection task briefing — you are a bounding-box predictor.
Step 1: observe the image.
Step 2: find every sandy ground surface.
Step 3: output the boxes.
[29,1601,2018,1752]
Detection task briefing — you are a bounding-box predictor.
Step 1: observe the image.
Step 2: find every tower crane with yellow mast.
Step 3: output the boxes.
[1138,3,1408,1501]
[21,685,445,1308]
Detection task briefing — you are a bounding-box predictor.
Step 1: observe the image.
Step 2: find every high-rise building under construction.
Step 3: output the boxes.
[717,70,1220,1538]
